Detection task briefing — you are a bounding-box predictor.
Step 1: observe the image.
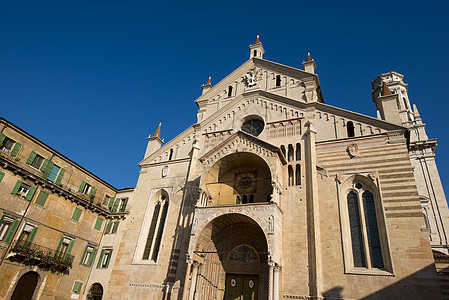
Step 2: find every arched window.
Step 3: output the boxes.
[347,121,355,137]
[295,165,301,185]
[276,75,281,87]
[296,143,301,160]
[228,86,233,97]
[288,144,294,162]
[288,166,294,186]
[278,123,285,137]
[345,181,385,270]
[286,122,294,136]
[269,125,276,139]
[142,193,169,261]
[280,145,286,158]
[253,50,257,57]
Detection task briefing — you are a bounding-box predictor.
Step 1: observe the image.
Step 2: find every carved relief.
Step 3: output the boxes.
[347,143,359,158]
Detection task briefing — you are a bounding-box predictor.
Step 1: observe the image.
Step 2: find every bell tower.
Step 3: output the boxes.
[249,35,264,59]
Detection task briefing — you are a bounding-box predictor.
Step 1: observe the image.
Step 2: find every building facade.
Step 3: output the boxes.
[1,36,449,299]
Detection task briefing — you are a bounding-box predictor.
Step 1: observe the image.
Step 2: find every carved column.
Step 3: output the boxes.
[268,261,274,300]
[273,265,281,300]
[188,261,199,300]
[182,259,192,300]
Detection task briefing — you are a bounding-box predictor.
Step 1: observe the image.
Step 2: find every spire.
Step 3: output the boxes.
[201,75,212,95]
[152,122,161,139]
[302,51,316,74]
[306,51,312,62]
[381,81,392,96]
[255,34,260,44]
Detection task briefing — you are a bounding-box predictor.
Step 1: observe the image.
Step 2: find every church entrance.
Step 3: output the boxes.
[224,274,259,300]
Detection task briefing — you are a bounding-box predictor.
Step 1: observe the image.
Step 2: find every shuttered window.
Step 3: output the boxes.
[71,208,82,222]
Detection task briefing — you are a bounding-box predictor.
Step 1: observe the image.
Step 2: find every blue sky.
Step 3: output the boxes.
[1,1,448,190]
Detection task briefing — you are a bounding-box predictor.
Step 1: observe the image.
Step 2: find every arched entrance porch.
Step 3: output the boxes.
[186,213,270,300]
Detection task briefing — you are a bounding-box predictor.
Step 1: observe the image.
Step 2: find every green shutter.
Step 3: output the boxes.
[105,221,112,234]
[72,282,83,293]
[26,151,37,164]
[108,197,115,209]
[65,239,75,259]
[28,227,38,243]
[71,208,82,222]
[105,249,113,268]
[112,198,120,212]
[4,220,20,244]
[89,186,96,197]
[11,180,22,195]
[88,247,97,267]
[80,245,88,265]
[120,198,129,212]
[0,133,5,144]
[26,186,37,201]
[10,143,21,157]
[96,249,105,268]
[78,181,86,193]
[40,159,54,180]
[0,171,4,182]
[55,236,64,253]
[54,168,65,185]
[94,218,103,231]
[112,221,120,233]
[35,191,49,207]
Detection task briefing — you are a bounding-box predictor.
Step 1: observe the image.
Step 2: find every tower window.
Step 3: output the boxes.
[253,50,257,57]
[288,165,294,186]
[288,144,294,162]
[296,143,301,160]
[276,75,281,87]
[347,121,355,137]
[295,165,301,185]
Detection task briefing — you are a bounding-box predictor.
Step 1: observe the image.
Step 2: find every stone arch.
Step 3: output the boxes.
[6,268,46,300]
[87,283,104,300]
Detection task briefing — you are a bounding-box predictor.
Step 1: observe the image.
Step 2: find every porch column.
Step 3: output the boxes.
[188,261,199,300]
[182,260,192,300]
[273,265,281,300]
[268,261,274,300]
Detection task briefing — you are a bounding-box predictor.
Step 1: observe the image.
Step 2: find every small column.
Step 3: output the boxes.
[273,265,281,300]
[268,261,274,300]
[182,260,192,300]
[188,261,199,300]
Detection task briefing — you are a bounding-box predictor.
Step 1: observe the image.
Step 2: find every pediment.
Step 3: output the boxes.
[199,130,287,167]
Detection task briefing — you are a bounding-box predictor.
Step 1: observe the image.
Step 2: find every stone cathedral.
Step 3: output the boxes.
[82,36,449,299]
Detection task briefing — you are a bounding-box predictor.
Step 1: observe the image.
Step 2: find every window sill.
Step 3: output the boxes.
[345,267,394,277]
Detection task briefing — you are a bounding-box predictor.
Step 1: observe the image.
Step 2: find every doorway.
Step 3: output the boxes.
[10,271,39,300]
[224,274,258,300]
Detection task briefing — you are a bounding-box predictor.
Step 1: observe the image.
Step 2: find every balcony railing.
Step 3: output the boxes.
[10,240,74,270]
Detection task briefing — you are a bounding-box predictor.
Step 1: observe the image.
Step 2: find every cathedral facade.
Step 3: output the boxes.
[1,36,448,299]
[85,37,449,299]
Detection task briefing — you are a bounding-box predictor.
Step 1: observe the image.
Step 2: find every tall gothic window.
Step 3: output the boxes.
[347,184,384,269]
[347,121,355,137]
[142,193,169,261]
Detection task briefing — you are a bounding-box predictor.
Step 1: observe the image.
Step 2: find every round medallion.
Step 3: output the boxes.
[235,172,257,194]
[249,280,254,288]
[231,279,236,287]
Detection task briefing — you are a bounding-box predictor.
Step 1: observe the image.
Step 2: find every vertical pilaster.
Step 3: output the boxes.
[305,115,322,298]
[182,260,192,300]
[188,261,199,300]
[268,261,274,300]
